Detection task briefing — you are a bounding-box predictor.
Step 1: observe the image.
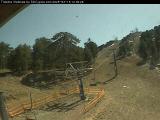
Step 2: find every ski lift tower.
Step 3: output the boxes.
[65,61,91,100]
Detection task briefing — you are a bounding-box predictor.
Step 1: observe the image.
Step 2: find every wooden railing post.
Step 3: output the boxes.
[0,92,9,120]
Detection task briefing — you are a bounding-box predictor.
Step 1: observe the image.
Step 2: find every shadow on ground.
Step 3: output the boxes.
[42,99,82,112]
[0,71,33,77]
[103,72,118,84]
[90,73,117,86]
[136,60,146,66]
[21,72,57,89]
[0,71,13,77]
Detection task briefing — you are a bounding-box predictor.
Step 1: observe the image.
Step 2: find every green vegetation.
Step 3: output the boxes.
[4,24,160,74]
[84,38,98,63]
[2,25,160,74]
[0,32,98,74]
[32,37,52,71]
[118,31,140,57]
[138,25,160,66]
[8,44,32,73]
[0,42,12,69]
[138,30,153,62]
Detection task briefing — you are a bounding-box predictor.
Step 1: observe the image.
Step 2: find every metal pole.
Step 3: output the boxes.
[77,71,85,100]
[93,59,96,82]
[29,91,32,110]
[113,50,118,76]
[0,92,9,120]
[93,68,96,82]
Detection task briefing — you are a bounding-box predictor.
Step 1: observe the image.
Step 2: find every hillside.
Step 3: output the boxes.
[1,39,160,120]
[1,31,160,120]
[117,25,160,68]
[82,45,160,120]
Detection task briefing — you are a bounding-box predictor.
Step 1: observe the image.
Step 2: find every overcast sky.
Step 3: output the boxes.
[1,4,160,48]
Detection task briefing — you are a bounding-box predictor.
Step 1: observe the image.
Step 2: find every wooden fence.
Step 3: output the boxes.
[83,89,105,113]
[5,87,105,118]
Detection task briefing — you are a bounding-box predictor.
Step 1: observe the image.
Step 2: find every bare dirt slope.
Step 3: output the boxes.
[83,46,160,120]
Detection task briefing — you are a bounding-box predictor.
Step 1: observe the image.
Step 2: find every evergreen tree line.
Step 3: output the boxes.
[138,25,160,66]
[0,32,98,73]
